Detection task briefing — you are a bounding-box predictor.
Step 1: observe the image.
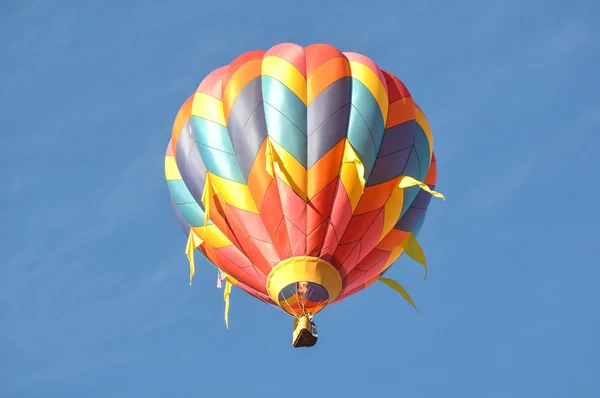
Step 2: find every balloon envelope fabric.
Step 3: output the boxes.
[164,42,440,320]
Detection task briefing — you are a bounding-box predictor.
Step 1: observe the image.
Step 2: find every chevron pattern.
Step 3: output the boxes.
[165,43,438,306]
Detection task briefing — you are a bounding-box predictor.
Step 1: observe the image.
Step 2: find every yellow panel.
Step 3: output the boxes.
[380,244,405,273]
[270,138,307,201]
[191,93,226,126]
[379,181,405,242]
[209,173,259,214]
[349,60,389,123]
[262,56,307,104]
[164,155,182,181]
[247,139,272,211]
[191,224,232,249]
[415,106,433,162]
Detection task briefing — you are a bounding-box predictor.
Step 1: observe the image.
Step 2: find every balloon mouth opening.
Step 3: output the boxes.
[278,281,329,317]
[266,256,342,317]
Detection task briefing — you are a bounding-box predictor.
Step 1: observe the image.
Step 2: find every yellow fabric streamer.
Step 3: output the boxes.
[342,140,366,192]
[398,175,445,200]
[265,137,289,180]
[201,174,218,228]
[400,233,428,280]
[265,138,276,177]
[223,280,232,329]
[379,277,421,313]
[185,228,203,286]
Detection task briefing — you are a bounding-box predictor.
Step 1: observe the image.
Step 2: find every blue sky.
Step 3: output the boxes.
[1,0,599,396]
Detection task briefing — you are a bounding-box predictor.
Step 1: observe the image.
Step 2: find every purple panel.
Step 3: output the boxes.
[378,121,417,157]
[395,207,425,232]
[367,146,412,186]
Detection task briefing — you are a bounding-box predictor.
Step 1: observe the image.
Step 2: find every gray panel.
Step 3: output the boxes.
[175,120,207,209]
[307,77,351,136]
[237,106,268,179]
[170,196,191,235]
[226,77,268,179]
[307,103,351,168]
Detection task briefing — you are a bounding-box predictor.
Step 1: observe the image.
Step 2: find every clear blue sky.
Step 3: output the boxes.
[1,0,599,397]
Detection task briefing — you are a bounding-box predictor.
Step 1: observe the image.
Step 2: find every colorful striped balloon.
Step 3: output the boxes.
[164,43,442,344]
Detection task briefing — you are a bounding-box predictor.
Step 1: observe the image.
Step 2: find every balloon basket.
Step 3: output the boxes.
[292,315,318,348]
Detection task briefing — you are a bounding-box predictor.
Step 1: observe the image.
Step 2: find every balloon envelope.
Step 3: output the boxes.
[164,43,439,318]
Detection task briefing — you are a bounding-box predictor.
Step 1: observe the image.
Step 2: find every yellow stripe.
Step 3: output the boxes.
[269,138,307,201]
[380,244,405,273]
[379,182,404,242]
[164,155,182,181]
[262,56,307,104]
[191,93,226,126]
[349,61,389,124]
[415,106,433,162]
[191,225,232,249]
[209,173,259,214]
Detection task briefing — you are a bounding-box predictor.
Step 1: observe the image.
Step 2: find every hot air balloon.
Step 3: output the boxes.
[164,43,444,347]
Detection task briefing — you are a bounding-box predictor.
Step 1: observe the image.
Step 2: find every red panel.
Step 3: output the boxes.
[320,182,352,260]
[339,208,380,244]
[273,218,293,260]
[259,180,291,259]
[222,204,253,262]
[381,70,411,102]
[305,44,345,76]
[196,66,227,98]
[357,209,385,261]
[229,206,272,243]
[307,177,337,233]
[213,247,265,293]
[424,152,438,185]
[361,255,389,285]
[306,221,327,257]
[344,269,366,286]
[264,43,306,77]
[377,228,409,251]
[250,237,280,269]
[320,223,338,262]
[284,217,306,256]
[246,238,273,278]
[208,194,244,251]
[277,177,307,234]
[221,50,266,92]
[356,249,390,272]
[337,242,361,278]
[331,241,359,269]
[237,281,274,305]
